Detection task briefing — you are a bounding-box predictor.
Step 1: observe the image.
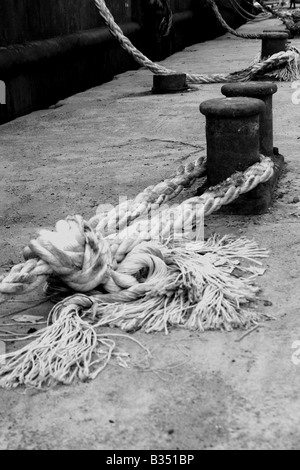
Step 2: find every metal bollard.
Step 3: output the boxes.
[260,32,289,60]
[221,82,278,156]
[152,73,188,94]
[263,29,292,39]
[200,97,265,186]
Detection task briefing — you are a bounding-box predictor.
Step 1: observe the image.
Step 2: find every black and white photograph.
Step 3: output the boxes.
[0,0,299,452]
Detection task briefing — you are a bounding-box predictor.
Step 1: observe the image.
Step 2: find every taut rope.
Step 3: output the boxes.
[93,0,300,83]
[208,0,270,38]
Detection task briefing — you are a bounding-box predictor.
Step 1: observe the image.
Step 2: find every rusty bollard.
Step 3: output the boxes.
[152,73,188,94]
[260,32,289,60]
[221,82,278,156]
[199,97,265,186]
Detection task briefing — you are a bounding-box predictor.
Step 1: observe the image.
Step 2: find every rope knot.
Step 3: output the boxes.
[24,215,112,292]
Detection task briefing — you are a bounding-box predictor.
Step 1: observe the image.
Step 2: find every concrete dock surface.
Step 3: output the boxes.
[0,15,300,450]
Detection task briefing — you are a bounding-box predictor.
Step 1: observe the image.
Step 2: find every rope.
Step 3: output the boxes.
[90,235,271,333]
[0,0,293,303]
[208,0,276,38]
[260,2,283,17]
[0,232,271,389]
[0,0,288,390]
[89,155,207,237]
[273,8,300,35]
[149,0,173,38]
[206,1,299,80]
[0,155,274,302]
[228,0,271,21]
[0,295,152,388]
[117,156,274,242]
[93,0,300,83]
[259,1,290,24]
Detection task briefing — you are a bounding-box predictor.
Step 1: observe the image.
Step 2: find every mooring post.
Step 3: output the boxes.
[199,97,265,186]
[260,32,289,59]
[152,73,188,94]
[263,29,292,39]
[221,82,278,156]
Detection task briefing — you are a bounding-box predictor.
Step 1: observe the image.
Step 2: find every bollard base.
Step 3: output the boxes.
[196,154,285,215]
[152,73,188,94]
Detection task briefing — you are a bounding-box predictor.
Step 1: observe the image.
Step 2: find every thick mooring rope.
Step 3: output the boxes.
[0,232,270,389]
[228,0,270,22]
[208,0,279,39]
[0,155,274,301]
[90,155,273,242]
[89,156,207,238]
[93,0,300,83]
[115,155,274,242]
[0,0,284,390]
